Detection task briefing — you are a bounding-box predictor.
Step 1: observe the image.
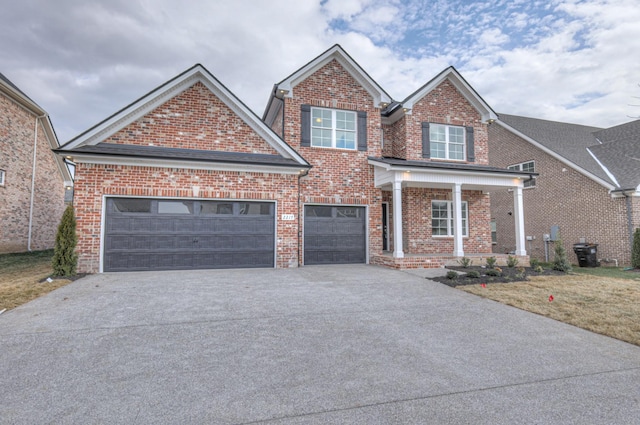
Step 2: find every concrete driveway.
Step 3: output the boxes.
[1,265,638,424]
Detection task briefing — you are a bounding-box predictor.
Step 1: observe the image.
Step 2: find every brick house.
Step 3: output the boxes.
[57,45,531,273]
[0,73,73,253]
[489,114,640,266]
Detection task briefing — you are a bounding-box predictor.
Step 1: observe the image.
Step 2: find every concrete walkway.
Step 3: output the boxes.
[1,265,638,424]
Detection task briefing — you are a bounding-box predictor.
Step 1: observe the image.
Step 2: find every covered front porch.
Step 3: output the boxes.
[368,157,534,269]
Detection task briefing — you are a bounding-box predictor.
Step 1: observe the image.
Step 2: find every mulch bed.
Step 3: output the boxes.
[432,266,567,287]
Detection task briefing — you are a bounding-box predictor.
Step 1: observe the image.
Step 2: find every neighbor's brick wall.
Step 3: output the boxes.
[488,123,633,265]
[73,164,300,273]
[0,93,66,253]
[281,59,384,261]
[402,79,489,164]
[106,82,279,155]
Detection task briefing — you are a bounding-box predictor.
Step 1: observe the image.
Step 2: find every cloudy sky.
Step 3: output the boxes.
[2,0,639,143]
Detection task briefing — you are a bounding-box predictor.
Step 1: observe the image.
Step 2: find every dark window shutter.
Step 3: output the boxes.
[422,122,430,158]
[466,126,475,162]
[357,111,367,151]
[301,104,311,147]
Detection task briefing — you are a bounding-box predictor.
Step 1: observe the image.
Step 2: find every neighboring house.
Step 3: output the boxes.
[489,114,640,266]
[0,73,73,253]
[57,45,530,273]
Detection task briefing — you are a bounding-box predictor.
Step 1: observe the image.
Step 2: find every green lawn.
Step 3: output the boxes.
[572,266,640,281]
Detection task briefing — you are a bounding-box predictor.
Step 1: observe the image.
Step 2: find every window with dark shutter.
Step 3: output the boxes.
[466,126,475,162]
[301,104,311,147]
[357,111,367,151]
[422,122,430,158]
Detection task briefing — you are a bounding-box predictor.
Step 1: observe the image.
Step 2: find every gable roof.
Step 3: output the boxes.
[59,64,309,169]
[495,113,616,189]
[269,44,392,109]
[398,66,498,123]
[588,120,640,191]
[0,72,73,185]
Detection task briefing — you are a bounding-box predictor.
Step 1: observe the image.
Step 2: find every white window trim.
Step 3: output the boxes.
[508,160,536,188]
[311,107,357,150]
[430,124,466,161]
[0,169,5,186]
[431,200,468,238]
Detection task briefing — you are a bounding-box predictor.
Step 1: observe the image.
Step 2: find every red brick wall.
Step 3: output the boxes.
[489,123,633,265]
[73,163,299,273]
[106,82,278,155]
[282,59,384,261]
[0,94,66,253]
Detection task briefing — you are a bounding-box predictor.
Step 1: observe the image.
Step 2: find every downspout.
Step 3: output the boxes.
[27,115,44,251]
[624,192,634,257]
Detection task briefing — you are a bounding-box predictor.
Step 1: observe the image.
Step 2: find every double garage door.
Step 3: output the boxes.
[103,198,367,271]
[104,198,275,272]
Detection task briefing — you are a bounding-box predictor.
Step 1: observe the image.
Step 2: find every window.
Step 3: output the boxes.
[158,201,194,214]
[113,198,152,213]
[200,201,234,215]
[430,124,465,160]
[311,107,356,149]
[0,169,4,186]
[490,220,497,244]
[432,201,468,237]
[508,161,536,188]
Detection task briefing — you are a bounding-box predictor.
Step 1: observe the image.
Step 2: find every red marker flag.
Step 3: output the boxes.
[480,283,487,288]
[549,295,554,302]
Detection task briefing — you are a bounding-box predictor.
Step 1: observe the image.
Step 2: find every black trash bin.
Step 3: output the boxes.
[572,243,599,267]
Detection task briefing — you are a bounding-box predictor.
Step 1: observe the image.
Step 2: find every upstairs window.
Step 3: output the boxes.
[432,201,468,237]
[0,169,5,186]
[430,124,465,160]
[311,107,356,149]
[508,161,536,188]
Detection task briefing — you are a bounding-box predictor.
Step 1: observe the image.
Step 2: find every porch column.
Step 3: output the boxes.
[392,180,404,258]
[513,186,526,255]
[453,183,464,257]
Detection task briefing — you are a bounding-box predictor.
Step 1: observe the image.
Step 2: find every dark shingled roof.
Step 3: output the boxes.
[497,113,613,185]
[369,157,536,177]
[588,120,640,190]
[61,143,310,168]
[0,72,39,106]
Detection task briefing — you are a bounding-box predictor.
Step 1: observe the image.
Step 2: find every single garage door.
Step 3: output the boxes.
[104,198,275,271]
[304,205,366,265]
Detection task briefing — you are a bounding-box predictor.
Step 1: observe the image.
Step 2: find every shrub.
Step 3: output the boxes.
[534,265,544,273]
[457,257,472,268]
[530,258,540,268]
[633,228,640,269]
[467,270,480,278]
[446,270,458,280]
[485,256,497,269]
[552,239,572,273]
[486,268,501,277]
[506,255,519,268]
[52,205,78,277]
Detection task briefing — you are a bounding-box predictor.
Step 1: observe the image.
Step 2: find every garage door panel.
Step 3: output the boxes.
[304,205,365,265]
[104,198,275,271]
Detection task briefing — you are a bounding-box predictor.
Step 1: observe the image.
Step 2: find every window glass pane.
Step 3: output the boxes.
[307,206,332,217]
[158,201,194,214]
[312,128,332,147]
[507,165,520,171]
[431,141,446,159]
[522,161,535,173]
[238,202,272,216]
[113,198,152,213]
[336,207,360,218]
[336,131,355,149]
[0,169,5,185]
[200,201,233,215]
[449,126,464,144]
[449,143,464,160]
[312,108,332,129]
[430,125,446,142]
[491,220,497,243]
[336,111,355,131]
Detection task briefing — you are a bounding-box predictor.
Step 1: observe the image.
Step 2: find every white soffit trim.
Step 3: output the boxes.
[496,120,616,190]
[367,159,530,181]
[276,45,392,107]
[71,154,304,175]
[402,68,498,122]
[61,65,308,166]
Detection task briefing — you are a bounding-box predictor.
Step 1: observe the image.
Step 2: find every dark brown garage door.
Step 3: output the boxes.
[104,198,275,271]
[304,205,366,265]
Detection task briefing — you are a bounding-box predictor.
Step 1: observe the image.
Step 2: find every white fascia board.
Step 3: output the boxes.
[62,66,308,167]
[0,81,46,116]
[402,70,498,123]
[72,154,304,175]
[586,147,620,188]
[277,46,392,107]
[496,120,616,191]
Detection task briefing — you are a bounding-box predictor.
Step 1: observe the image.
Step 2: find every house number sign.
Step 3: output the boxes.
[281,214,295,221]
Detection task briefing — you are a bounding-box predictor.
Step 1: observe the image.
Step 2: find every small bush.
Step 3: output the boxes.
[446,270,458,280]
[51,205,78,277]
[506,255,519,268]
[486,268,501,277]
[457,257,472,268]
[633,228,640,269]
[485,256,497,269]
[530,258,540,268]
[552,239,572,273]
[467,270,480,278]
[534,265,544,273]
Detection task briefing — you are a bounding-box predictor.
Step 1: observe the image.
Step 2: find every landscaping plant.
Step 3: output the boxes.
[632,228,640,269]
[485,256,497,269]
[51,205,78,277]
[552,239,572,273]
[506,255,519,268]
